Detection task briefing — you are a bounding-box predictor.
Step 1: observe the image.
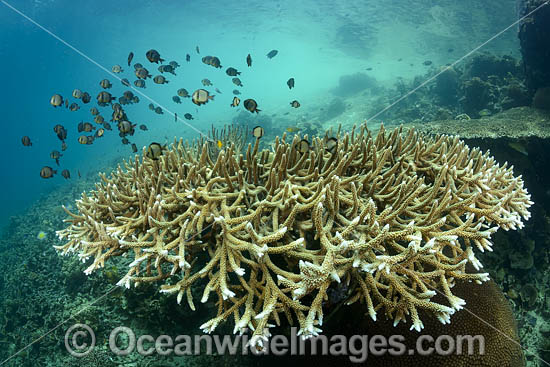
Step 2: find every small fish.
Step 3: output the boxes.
[366,67,372,71]
[131,143,138,153]
[95,128,105,137]
[81,92,91,104]
[135,67,152,79]
[94,115,105,124]
[230,97,240,107]
[287,78,295,89]
[196,46,200,54]
[139,124,148,131]
[127,51,134,66]
[82,122,95,132]
[61,169,70,179]
[177,88,190,98]
[103,122,112,131]
[508,142,528,156]
[172,96,182,104]
[69,103,80,112]
[217,140,223,149]
[64,99,68,108]
[146,49,165,64]
[325,137,338,153]
[134,62,143,70]
[21,136,32,146]
[118,120,134,134]
[186,54,191,62]
[232,89,241,95]
[121,137,129,145]
[243,99,260,113]
[252,126,264,138]
[232,77,243,87]
[78,170,81,178]
[204,56,222,68]
[40,166,56,179]
[226,67,241,76]
[215,88,222,94]
[158,65,176,75]
[201,78,212,86]
[169,61,180,68]
[290,100,300,108]
[174,113,178,122]
[112,65,123,73]
[246,53,252,67]
[153,75,169,84]
[121,78,130,87]
[146,142,164,160]
[90,107,99,115]
[134,79,146,88]
[50,94,63,107]
[286,126,301,133]
[192,89,214,106]
[72,89,83,99]
[295,139,310,154]
[97,91,115,104]
[266,50,278,59]
[154,107,163,114]
[148,103,155,111]
[53,124,67,141]
[184,113,194,120]
[423,60,432,66]
[61,141,67,151]
[50,150,62,165]
[448,48,454,53]
[100,79,112,89]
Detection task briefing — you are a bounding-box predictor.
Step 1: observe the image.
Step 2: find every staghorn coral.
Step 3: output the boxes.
[55,123,532,347]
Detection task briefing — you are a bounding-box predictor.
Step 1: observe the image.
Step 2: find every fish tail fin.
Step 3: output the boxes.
[256,109,261,113]
[160,58,165,63]
[55,159,59,166]
[210,95,215,100]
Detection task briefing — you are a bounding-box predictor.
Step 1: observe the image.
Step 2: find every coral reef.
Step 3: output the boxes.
[55,124,532,347]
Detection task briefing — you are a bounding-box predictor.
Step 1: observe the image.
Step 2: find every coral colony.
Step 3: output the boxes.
[56,123,532,348]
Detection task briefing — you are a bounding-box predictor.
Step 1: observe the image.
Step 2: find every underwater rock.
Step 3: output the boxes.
[533,87,550,110]
[434,66,459,106]
[509,250,534,270]
[500,81,531,110]
[519,0,550,91]
[460,77,495,117]
[320,97,346,121]
[520,283,538,310]
[465,52,521,80]
[330,72,378,97]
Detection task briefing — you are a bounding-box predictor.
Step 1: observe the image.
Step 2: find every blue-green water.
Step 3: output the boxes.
[0,0,519,229]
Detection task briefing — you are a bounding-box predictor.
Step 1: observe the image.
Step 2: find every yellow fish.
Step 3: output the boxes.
[286,126,301,133]
[217,140,223,149]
